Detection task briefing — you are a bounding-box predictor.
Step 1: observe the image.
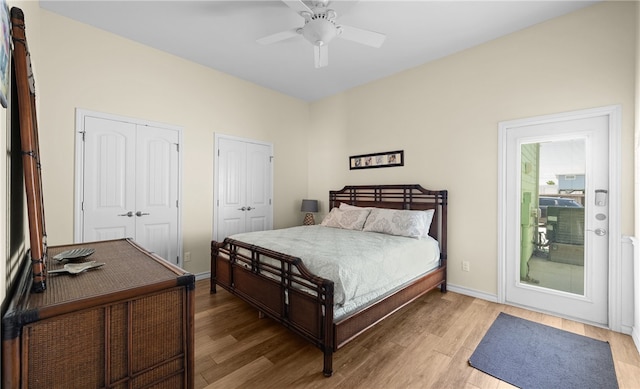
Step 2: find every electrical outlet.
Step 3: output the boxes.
[462,261,470,272]
[184,252,191,262]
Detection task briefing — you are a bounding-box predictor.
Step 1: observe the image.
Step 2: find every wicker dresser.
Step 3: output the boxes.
[2,238,195,389]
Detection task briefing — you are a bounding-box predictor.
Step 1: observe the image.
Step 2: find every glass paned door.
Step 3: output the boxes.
[502,111,611,326]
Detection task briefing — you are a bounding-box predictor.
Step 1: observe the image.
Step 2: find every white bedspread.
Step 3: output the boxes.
[229,225,441,319]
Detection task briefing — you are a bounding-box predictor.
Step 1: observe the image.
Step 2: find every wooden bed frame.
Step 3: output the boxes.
[210,184,447,376]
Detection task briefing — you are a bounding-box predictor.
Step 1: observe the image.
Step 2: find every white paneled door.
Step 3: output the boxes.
[215,136,272,242]
[499,106,620,327]
[81,117,136,242]
[78,112,181,265]
[134,125,180,263]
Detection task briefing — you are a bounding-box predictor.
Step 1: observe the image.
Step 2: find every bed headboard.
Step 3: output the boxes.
[329,184,448,260]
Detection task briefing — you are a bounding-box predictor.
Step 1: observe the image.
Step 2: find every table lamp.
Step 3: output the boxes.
[301,199,319,225]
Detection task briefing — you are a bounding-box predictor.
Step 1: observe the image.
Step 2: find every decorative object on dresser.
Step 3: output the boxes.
[300,198,319,225]
[211,184,447,376]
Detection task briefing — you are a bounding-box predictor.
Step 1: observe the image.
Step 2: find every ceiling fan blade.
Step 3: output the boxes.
[257,28,300,45]
[314,45,328,68]
[339,25,386,48]
[282,0,313,16]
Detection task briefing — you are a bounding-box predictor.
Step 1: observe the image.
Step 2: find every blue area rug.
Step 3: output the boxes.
[469,312,618,389]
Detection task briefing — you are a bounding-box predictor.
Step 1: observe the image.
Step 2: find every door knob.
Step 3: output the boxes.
[135,211,150,217]
[247,206,254,211]
[238,207,247,211]
[118,211,133,217]
[594,228,607,236]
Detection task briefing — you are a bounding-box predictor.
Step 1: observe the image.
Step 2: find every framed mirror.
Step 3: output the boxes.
[11,7,47,292]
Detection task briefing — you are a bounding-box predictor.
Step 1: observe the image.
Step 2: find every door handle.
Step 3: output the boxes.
[118,211,133,217]
[594,228,607,236]
[135,211,150,217]
[246,207,254,211]
[237,207,247,211]
[587,228,607,236]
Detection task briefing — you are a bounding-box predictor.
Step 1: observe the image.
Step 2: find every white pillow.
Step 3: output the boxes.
[363,208,435,238]
[320,207,371,230]
[339,202,364,210]
[423,209,435,234]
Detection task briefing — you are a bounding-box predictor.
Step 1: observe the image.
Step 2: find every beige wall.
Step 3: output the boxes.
[15,2,310,275]
[308,1,636,295]
[1,2,636,297]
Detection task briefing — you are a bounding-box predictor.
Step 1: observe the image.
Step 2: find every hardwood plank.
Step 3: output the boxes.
[386,334,454,388]
[615,360,640,389]
[195,279,640,389]
[561,317,586,336]
[333,340,407,388]
[433,296,493,357]
[460,300,502,351]
[205,356,274,389]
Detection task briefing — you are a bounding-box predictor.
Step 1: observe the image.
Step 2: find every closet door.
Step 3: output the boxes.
[82,117,137,242]
[245,142,272,232]
[135,125,180,262]
[79,114,181,265]
[217,137,248,240]
[215,136,272,242]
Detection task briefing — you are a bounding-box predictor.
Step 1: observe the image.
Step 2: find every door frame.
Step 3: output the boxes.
[497,105,622,330]
[73,108,184,265]
[212,133,274,242]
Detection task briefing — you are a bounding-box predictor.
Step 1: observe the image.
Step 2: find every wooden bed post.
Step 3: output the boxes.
[323,350,333,377]
[210,241,219,294]
[323,280,334,377]
[440,190,448,292]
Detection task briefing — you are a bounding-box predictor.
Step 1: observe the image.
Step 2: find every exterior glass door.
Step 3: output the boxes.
[502,111,611,326]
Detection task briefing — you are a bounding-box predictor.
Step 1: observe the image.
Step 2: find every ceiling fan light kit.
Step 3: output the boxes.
[258,0,386,68]
[300,16,340,47]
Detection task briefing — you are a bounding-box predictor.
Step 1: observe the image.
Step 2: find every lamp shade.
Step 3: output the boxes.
[300,199,318,213]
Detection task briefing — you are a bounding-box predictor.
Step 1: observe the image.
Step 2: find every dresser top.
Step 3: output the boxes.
[3,239,194,335]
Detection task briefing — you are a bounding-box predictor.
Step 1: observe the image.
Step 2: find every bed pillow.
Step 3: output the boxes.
[320,207,371,230]
[363,208,435,238]
[339,202,364,210]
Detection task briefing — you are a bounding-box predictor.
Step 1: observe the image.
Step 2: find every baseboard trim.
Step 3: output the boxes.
[447,283,498,303]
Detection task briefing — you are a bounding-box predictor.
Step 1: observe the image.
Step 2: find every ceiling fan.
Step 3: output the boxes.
[257,0,386,68]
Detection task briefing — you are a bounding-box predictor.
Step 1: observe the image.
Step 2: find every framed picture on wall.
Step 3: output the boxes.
[349,150,404,170]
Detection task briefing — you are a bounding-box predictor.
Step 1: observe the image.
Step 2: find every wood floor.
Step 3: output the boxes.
[194,279,640,389]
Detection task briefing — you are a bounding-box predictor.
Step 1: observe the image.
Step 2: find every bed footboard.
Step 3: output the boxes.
[211,239,336,376]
